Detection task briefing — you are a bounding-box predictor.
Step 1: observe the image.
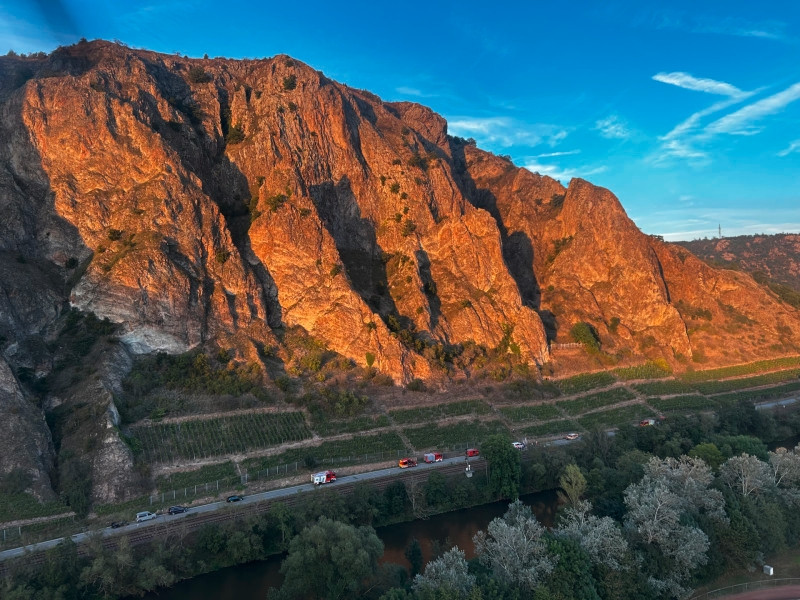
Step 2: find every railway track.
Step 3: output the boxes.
[0,459,487,575]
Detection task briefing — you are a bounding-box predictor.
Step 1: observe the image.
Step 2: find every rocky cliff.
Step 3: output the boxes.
[1,41,800,502]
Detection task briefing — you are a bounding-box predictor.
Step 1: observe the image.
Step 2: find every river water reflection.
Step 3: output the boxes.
[143,489,559,600]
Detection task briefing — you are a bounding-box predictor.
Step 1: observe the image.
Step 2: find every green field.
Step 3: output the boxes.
[611,361,672,381]
[132,411,312,463]
[556,388,636,416]
[556,372,617,394]
[647,395,717,413]
[634,380,697,396]
[694,369,800,395]
[678,356,800,382]
[712,380,800,406]
[0,493,69,523]
[403,420,510,450]
[312,414,391,436]
[389,400,491,425]
[499,404,562,422]
[519,419,580,437]
[577,404,655,430]
[240,432,409,473]
[155,461,239,491]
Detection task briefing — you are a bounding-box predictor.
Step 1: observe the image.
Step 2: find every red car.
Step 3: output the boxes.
[465,448,480,457]
[398,458,418,468]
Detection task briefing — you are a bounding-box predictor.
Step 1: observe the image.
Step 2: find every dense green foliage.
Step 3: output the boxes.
[390,400,491,425]
[131,412,311,462]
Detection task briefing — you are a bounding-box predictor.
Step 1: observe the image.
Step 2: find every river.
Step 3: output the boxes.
[142,489,559,600]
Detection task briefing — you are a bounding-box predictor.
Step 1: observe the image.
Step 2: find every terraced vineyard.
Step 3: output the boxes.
[519,419,580,437]
[389,399,491,425]
[500,404,562,422]
[403,420,510,450]
[556,372,617,394]
[577,405,655,430]
[556,388,636,416]
[647,395,716,413]
[240,432,409,472]
[678,357,800,382]
[131,412,312,463]
[312,415,391,436]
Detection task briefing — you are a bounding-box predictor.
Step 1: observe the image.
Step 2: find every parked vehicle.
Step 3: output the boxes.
[512,441,526,450]
[423,452,443,463]
[639,418,657,427]
[168,505,188,515]
[398,457,418,468]
[226,495,244,503]
[564,433,580,441]
[109,521,127,529]
[465,448,480,457]
[312,470,337,485]
[135,511,157,523]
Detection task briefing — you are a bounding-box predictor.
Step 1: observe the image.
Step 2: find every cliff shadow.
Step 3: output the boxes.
[447,139,542,312]
[308,177,400,320]
[139,57,283,331]
[414,248,441,330]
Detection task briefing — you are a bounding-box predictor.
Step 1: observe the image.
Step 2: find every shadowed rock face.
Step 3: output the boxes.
[1,40,799,502]
[2,40,799,380]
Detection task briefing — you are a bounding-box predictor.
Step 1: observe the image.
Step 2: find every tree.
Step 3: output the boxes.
[720,454,772,497]
[277,517,383,599]
[474,500,554,593]
[405,538,423,578]
[768,443,800,490]
[413,547,475,599]
[570,322,600,353]
[481,434,521,499]
[689,442,724,471]
[643,455,727,521]
[545,536,600,600]
[556,500,628,570]
[624,468,711,597]
[558,464,587,508]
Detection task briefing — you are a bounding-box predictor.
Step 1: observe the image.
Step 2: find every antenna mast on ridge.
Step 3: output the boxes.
[718,224,722,239]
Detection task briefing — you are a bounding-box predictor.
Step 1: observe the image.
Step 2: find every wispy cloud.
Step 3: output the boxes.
[778,140,800,157]
[523,161,606,183]
[395,86,441,99]
[652,72,748,97]
[533,150,581,158]
[705,82,800,136]
[447,116,568,148]
[634,9,793,44]
[594,115,630,139]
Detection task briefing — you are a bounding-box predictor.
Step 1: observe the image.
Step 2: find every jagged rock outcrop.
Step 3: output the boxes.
[0,357,55,501]
[2,40,800,504]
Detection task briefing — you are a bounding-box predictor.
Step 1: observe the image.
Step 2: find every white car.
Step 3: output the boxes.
[564,433,580,441]
[512,441,526,450]
[135,511,157,523]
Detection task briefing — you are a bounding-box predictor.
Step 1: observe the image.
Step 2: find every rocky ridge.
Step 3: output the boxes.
[0,41,799,503]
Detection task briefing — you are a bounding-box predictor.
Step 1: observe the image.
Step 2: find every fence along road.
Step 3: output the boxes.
[0,453,486,563]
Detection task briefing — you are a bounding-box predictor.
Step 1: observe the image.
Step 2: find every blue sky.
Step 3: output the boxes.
[2,0,799,240]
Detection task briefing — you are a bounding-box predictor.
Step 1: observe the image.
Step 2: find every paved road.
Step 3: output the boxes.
[756,397,799,410]
[0,453,486,561]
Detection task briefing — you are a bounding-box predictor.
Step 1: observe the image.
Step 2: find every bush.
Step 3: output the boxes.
[389,182,401,194]
[266,193,287,212]
[401,219,417,237]
[407,152,428,170]
[570,322,600,353]
[226,123,246,145]
[188,66,211,83]
[107,229,123,241]
[283,74,297,90]
[406,378,426,392]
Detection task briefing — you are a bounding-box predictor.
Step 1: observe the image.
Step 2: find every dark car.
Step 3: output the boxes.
[226,495,244,503]
[168,505,188,515]
[109,521,127,529]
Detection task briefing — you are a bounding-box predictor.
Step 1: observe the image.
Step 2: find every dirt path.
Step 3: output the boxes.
[0,512,75,530]
[710,584,800,599]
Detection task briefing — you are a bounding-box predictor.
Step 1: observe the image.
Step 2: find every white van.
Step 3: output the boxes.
[136,511,157,523]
